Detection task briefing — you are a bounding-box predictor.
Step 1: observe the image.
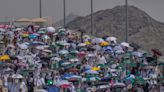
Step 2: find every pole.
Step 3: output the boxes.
[125,0,128,42]
[63,0,66,28]
[91,0,93,35]
[39,0,42,18]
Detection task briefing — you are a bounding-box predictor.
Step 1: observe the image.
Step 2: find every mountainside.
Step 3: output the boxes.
[54,13,80,27]
[66,5,164,52]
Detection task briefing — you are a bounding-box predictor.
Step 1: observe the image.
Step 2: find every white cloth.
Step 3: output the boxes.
[98,56,107,64]
[19,81,26,92]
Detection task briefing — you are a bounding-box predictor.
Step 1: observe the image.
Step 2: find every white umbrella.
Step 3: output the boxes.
[18,43,28,49]
[43,35,50,39]
[92,38,104,44]
[132,51,143,57]
[106,37,117,42]
[51,57,61,61]
[11,74,23,79]
[16,28,22,31]
[47,27,56,33]
[56,80,70,86]
[69,58,79,62]
[121,42,130,48]
[78,43,86,47]
[113,82,126,87]
[59,50,69,55]
[85,70,99,74]
[34,89,48,92]
[36,46,45,50]
[42,49,52,53]
[61,62,71,66]
[0,28,5,32]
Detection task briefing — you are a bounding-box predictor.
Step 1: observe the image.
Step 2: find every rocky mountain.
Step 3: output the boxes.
[54,13,80,27]
[66,5,164,52]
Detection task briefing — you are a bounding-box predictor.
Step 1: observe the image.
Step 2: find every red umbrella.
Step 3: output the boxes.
[151,49,162,56]
[68,68,79,73]
[78,51,86,58]
[60,84,71,89]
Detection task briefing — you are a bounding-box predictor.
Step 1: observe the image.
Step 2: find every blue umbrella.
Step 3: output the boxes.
[29,34,37,39]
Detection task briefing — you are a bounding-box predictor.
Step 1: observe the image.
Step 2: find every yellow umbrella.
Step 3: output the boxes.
[100,41,109,46]
[22,33,29,37]
[0,55,10,61]
[85,41,91,45]
[92,67,100,71]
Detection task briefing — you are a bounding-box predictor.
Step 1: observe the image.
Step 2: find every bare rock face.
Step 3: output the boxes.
[66,5,164,52]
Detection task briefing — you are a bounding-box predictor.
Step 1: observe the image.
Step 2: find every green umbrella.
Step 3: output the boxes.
[37,30,47,34]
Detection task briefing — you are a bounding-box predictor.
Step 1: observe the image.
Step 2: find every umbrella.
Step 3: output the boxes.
[47,27,56,33]
[78,43,86,47]
[61,62,71,66]
[82,77,101,82]
[37,28,47,34]
[113,82,126,87]
[59,50,69,55]
[16,28,22,31]
[92,67,100,71]
[100,41,109,46]
[121,42,130,48]
[151,49,162,56]
[11,74,23,79]
[22,33,29,37]
[43,35,50,40]
[0,55,10,60]
[42,49,52,53]
[83,35,90,39]
[106,37,117,42]
[0,28,5,32]
[84,70,99,74]
[69,58,79,62]
[85,41,91,45]
[70,50,79,54]
[29,34,38,39]
[92,38,104,44]
[18,43,28,49]
[36,45,47,50]
[34,89,48,92]
[56,41,69,46]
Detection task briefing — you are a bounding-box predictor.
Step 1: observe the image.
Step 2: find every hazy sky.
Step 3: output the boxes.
[0,0,164,22]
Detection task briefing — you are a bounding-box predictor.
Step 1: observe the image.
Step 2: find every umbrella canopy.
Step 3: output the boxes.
[0,55,10,61]
[34,89,48,92]
[113,82,126,87]
[78,43,86,47]
[43,35,50,39]
[11,74,23,79]
[106,37,117,42]
[59,50,69,55]
[85,41,91,45]
[47,27,56,33]
[84,70,99,74]
[37,28,47,34]
[70,50,79,54]
[100,41,110,46]
[92,38,104,44]
[92,67,100,71]
[18,43,28,49]
[121,42,130,48]
[29,34,38,39]
[56,41,69,46]
[21,32,29,37]
[82,77,101,82]
[0,28,5,32]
